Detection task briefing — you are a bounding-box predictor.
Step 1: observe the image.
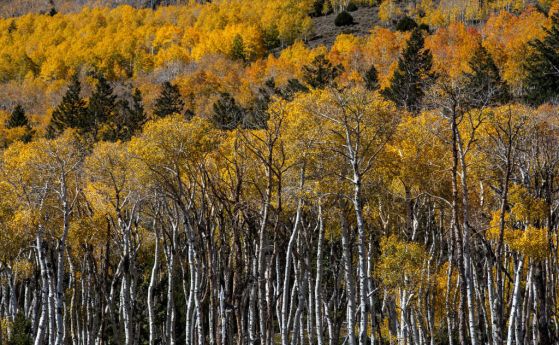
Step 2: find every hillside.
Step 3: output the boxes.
[307,6,379,48]
[0,0,155,17]
[1,1,559,345]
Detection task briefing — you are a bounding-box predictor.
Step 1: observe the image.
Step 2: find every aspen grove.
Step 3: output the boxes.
[2,1,559,345]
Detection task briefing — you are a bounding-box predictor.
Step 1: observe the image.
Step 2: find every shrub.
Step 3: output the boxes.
[335,11,354,26]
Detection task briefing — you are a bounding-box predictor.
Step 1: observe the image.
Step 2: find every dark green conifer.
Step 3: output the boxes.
[245,80,274,129]
[6,104,29,129]
[110,88,147,141]
[263,25,281,50]
[311,0,326,17]
[464,44,510,108]
[87,72,116,136]
[395,15,418,32]
[381,28,436,113]
[153,81,184,118]
[277,79,309,100]
[6,104,33,143]
[524,13,559,105]
[231,34,246,62]
[212,93,243,130]
[46,73,87,138]
[363,65,379,91]
[302,54,344,89]
[8,21,16,34]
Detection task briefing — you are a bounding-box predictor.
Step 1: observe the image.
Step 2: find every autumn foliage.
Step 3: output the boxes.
[0,1,559,345]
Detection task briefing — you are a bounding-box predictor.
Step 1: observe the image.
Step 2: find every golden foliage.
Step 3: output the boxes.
[376,235,428,290]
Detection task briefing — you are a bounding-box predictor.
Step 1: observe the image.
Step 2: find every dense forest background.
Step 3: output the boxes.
[1,0,559,345]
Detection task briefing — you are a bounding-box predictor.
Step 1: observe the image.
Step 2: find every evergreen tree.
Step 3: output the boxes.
[212,93,243,130]
[395,16,418,32]
[245,81,274,129]
[9,313,32,345]
[464,44,510,108]
[311,0,326,17]
[153,81,184,118]
[6,104,29,129]
[46,73,87,138]
[381,28,436,113]
[231,34,246,62]
[363,65,379,91]
[48,7,57,16]
[184,108,195,120]
[277,78,309,100]
[263,25,281,51]
[524,13,559,105]
[6,104,33,142]
[87,72,116,136]
[302,54,344,89]
[110,88,147,141]
[8,20,16,34]
[48,0,57,17]
[128,88,147,129]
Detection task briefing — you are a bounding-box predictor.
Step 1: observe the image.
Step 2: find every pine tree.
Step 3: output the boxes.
[464,44,510,108]
[111,88,147,141]
[381,28,436,113]
[8,20,16,34]
[153,81,184,118]
[47,73,87,138]
[302,54,344,89]
[263,25,281,50]
[363,65,379,91]
[128,88,147,130]
[277,79,309,100]
[87,72,116,136]
[245,81,274,129]
[311,0,326,17]
[6,104,33,142]
[6,104,29,129]
[231,34,246,62]
[395,16,418,32]
[524,13,559,105]
[48,0,57,17]
[212,93,243,130]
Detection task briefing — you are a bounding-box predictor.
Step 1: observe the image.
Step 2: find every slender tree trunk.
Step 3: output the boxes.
[281,168,304,345]
[340,204,357,345]
[55,185,71,345]
[315,203,325,345]
[506,257,524,345]
[257,164,272,345]
[34,227,48,345]
[352,172,369,345]
[148,225,160,345]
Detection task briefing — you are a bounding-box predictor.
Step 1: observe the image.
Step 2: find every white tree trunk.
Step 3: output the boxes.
[281,196,303,345]
[148,226,160,345]
[506,257,524,345]
[315,203,325,345]
[34,228,48,345]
